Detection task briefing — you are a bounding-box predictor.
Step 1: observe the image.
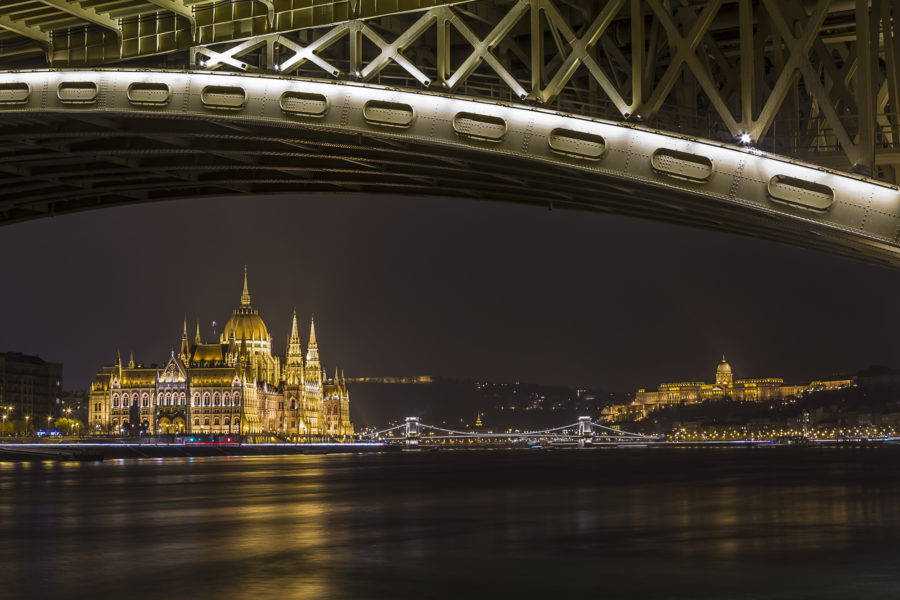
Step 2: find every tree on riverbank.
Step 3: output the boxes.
[54,418,84,436]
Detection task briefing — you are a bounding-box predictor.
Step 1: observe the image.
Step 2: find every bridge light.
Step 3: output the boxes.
[739,132,752,145]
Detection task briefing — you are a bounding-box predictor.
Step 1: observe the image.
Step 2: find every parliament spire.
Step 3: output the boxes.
[241,264,251,307]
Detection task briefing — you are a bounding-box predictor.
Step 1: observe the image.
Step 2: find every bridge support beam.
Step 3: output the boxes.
[577,416,593,448]
[404,417,420,448]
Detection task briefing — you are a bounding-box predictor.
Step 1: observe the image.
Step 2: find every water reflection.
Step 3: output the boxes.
[1,449,899,599]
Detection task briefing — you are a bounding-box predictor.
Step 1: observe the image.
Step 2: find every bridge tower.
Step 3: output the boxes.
[404,417,420,448]
[577,417,594,448]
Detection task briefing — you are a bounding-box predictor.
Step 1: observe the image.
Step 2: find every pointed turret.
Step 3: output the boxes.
[239,334,249,363]
[128,351,135,369]
[291,308,299,339]
[241,264,251,307]
[306,315,320,364]
[285,309,304,385]
[304,315,323,399]
[195,321,202,344]
[180,317,190,358]
[115,348,122,367]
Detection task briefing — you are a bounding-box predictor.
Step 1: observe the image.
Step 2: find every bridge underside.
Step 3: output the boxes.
[1,69,900,269]
[2,1,900,179]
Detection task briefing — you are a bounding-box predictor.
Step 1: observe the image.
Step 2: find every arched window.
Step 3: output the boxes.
[224,417,231,426]
[203,393,210,406]
[223,392,230,405]
[214,418,220,425]
[142,393,149,407]
[233,392,241,406]
[214,392,220,406]
[204,418,210,426]
[193,418,199,426]
[180,392,186,405]
[192,393,200,406]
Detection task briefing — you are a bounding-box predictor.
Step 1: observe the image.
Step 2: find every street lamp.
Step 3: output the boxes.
[24,415,29,434]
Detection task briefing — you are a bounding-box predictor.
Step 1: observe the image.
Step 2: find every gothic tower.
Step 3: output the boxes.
[284,309,304,386]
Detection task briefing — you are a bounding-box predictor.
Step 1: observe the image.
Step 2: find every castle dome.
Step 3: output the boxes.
[717,355,732,375]
[220,267,270,343]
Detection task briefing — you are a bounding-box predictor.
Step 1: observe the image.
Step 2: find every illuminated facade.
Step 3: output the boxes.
[602,356,851,422]
[88,269,353,440]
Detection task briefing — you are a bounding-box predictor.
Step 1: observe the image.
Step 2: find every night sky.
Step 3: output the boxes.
[1,194,898,392]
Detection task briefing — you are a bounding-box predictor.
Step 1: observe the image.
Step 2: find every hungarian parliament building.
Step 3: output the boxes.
[89,269,353,440]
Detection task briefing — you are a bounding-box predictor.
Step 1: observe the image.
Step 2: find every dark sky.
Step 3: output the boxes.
[1,194,897,392]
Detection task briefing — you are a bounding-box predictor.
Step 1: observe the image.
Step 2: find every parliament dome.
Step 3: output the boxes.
[222,308,269,341]
[220,267,270,343]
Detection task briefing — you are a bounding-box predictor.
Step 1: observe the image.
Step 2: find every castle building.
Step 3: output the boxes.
[88,269,353,440]
[602,356,850,423]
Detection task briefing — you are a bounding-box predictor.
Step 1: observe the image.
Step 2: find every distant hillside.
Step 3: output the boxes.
[347,377,625,430]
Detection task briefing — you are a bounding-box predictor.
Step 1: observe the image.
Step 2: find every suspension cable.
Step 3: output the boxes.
[419,421,582,437]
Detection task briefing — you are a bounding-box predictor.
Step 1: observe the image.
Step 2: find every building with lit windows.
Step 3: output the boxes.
[602,356,850,423]
[88,269,353,440]
[0,352,62,428]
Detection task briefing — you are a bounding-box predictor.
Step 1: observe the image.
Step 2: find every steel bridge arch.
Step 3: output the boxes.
[2,69,900,268]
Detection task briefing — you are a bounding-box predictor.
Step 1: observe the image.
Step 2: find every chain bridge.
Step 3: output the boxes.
[366,416,658,447]
[2,1,900,266]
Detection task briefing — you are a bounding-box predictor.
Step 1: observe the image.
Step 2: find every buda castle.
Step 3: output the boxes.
[602,356,851,423]
[88,269,353,440]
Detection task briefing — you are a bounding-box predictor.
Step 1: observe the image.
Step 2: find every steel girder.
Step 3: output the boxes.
[0,1,898,179]
[0,69,899,269]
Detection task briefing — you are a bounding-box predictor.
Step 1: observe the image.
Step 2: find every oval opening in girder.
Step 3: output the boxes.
[200,85,246,110]
[651,148,713,182]
[363,100,415,128]
[767,175,835,212]
[280,91,328,117]
[0,82,30,105]
[452,112,507,142]
[548,128,607,160]
[127,82,170,105]
[57,81,98,104]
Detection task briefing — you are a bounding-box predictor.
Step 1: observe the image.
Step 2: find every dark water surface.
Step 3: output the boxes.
[1,448,899,599]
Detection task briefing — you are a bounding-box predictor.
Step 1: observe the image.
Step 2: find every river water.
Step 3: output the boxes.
[1,448,899,599]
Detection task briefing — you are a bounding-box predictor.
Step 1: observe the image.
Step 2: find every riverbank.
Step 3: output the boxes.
[0,442,394,461]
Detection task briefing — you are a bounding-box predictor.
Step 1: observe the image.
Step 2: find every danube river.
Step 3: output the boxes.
[1,448,899,599]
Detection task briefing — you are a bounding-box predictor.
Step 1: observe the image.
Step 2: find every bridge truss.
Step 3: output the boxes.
[2,3,900,268]
[1,0,899,179]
